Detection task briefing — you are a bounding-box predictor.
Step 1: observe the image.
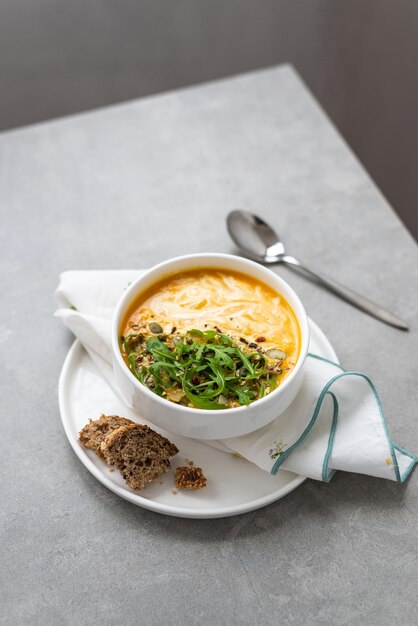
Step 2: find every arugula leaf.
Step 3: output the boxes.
[121,327,285,409]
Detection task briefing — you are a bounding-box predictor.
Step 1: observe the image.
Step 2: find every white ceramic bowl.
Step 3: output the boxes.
[111,253,309,439]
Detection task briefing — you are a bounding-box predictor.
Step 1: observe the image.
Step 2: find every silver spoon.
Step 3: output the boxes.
[227,210,408,330]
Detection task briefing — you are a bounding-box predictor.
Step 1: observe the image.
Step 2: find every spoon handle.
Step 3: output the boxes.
[281,255,409,330]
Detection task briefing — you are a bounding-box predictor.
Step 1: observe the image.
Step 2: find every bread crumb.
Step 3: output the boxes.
[172,489,178,495]
[185,458,194,466]
[175,466,207,490]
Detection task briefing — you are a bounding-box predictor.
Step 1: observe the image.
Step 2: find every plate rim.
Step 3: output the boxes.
[58,317,338,519]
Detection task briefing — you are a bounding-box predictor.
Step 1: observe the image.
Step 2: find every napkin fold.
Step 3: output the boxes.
[55,270,416,483]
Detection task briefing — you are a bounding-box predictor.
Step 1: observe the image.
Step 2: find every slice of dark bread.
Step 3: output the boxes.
[101,424,179,490]
[79,414,134,459]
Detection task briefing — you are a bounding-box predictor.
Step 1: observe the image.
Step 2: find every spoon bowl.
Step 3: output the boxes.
[227,210,285,262]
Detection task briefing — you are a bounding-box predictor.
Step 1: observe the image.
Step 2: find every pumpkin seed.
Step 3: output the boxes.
[149,322,163,334]
[265,348,287,360]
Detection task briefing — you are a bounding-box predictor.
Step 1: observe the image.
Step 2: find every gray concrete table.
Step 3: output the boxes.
[1,65,417,626]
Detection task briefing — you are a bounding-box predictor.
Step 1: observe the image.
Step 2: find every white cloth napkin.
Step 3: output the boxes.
[55,270,417,483]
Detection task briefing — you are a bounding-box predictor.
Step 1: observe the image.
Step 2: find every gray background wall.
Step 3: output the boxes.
[1,0,417,238]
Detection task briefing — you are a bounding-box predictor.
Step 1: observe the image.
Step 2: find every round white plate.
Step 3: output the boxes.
[59,318,338,518]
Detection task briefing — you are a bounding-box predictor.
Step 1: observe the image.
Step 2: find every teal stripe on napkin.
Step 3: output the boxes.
[271,353,417,483]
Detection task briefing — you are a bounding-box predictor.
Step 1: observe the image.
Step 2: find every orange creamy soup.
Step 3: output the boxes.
[122,269,300,362]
